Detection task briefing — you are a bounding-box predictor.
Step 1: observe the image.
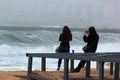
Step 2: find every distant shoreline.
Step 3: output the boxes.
[0,26,120,33]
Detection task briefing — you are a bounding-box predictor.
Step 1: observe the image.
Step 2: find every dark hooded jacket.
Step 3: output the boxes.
[83,27,99,52]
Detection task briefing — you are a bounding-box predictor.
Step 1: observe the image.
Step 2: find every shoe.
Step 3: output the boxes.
[73,68,79,72]
[57,68,60,71]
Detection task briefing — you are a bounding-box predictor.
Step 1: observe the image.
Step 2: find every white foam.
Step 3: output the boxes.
[0,40,120,71]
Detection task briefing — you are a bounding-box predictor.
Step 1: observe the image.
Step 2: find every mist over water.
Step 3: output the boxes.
[0,0,120,29]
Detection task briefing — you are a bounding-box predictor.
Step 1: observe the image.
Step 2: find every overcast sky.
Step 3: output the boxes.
[0,0,120,29]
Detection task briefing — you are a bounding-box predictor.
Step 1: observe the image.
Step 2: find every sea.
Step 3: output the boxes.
[0,26,120,71]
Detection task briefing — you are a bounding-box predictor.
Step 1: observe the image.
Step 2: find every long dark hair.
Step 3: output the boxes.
[61,25,72,41]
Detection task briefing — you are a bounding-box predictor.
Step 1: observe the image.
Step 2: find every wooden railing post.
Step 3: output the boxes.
[86,61,90,77]
[64,59,69,80]
[99,62,104,80]
[110,62,113,75]
[96,61,99,70]
[41,57,46,71]
[27,57,33,80]
[114,63,119,80]
[70,50,74,72]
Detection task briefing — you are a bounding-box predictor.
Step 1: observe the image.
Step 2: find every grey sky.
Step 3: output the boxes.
[0,0,120,28]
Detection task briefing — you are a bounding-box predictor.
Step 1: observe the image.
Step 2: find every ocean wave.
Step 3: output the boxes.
[0,26,120,33]
[0,30,119,71]
[0,29,120,47]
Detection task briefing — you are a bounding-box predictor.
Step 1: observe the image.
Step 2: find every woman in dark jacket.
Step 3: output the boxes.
[57,25,72,70]
[73,26,99,72]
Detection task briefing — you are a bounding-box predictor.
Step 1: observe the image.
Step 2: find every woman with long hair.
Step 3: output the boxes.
[57,25,72,70]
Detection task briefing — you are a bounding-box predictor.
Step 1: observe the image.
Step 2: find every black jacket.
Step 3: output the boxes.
[83,33,99,52]
[59,33,72,48]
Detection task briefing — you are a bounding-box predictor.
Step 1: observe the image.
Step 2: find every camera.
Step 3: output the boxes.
[85,31,89,34]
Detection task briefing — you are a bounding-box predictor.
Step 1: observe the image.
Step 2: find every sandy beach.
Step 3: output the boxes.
[0,67,119,80]
[0,71,27,80]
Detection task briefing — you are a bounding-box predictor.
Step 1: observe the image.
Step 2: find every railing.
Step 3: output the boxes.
[26,52,120,80]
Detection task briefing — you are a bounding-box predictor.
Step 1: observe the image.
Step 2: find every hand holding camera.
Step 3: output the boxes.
[84,31,89,37]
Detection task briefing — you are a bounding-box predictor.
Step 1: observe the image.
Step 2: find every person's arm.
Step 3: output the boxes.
[70,34,72,41]
[86,34,99,52]
[83,35,89,42]
[59,33,62,41]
